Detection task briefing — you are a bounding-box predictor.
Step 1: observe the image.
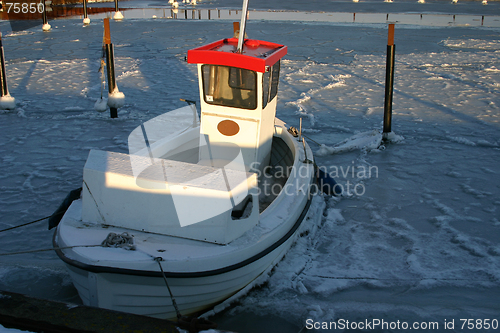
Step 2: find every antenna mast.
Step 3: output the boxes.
[236,0,249,53]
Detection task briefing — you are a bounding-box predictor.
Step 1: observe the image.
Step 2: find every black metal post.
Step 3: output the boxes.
[104,18,118,118]
[83,0,90,24]
[42,2,47,25]
[113,0,123,20]
[0,35,9,97]
[83,0,88,19]
[105,44,117,118]
[383,23,395,135]
[42,0,50,31]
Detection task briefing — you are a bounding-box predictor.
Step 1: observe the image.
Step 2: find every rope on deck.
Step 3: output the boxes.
[101,232,136,251]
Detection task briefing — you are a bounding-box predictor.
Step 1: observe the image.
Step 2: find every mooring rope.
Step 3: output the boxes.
[0,232,135,256]
[154,257,182,319]
[288,126,322,146]
[0,244,102,257]
[98,26,107,99]
[308,274,496,282]
[0,211,64,234]
[154,257,218,332]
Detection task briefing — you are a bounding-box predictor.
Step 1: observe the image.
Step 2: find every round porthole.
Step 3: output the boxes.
[217,119,240,136]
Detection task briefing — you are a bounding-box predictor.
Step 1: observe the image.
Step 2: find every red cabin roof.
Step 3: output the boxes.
[187,38,287,73]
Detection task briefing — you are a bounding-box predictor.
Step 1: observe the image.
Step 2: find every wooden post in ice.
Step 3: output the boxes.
[104,18,124,118]
[42,0,51,31]
[383,23,395,137]
[83,0,90,25]
[233,21,239,37]
[113,0,124,20]
[0,33,15,110]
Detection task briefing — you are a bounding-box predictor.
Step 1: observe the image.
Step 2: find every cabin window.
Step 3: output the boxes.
[262,61,280,109]
[202,65,257,110]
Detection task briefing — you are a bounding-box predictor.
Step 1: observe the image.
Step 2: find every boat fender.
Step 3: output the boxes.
[287,126,299,137]
[177,316,217,333]
[316,168,342,196]
[48,187,82,230]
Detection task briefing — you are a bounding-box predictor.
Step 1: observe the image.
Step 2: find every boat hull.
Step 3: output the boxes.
[60,211,306,319]
[55,118,315,319]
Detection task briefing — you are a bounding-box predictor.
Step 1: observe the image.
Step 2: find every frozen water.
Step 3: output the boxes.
[0,325,33,333]
[0,0,499,332]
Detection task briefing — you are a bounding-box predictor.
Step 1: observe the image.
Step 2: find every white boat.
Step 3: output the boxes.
[53,0,316,321]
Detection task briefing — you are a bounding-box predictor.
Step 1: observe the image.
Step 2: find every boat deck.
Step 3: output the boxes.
[162,135,295,213]
[56,126,314,273]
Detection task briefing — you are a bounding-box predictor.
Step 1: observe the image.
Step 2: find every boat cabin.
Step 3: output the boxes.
[79,37,289,245]
[188,38,287,173]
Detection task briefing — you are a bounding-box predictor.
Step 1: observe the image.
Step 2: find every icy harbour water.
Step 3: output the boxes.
[0,0,500,332]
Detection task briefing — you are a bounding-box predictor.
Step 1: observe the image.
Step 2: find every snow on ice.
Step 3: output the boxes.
[0,325,33,333]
